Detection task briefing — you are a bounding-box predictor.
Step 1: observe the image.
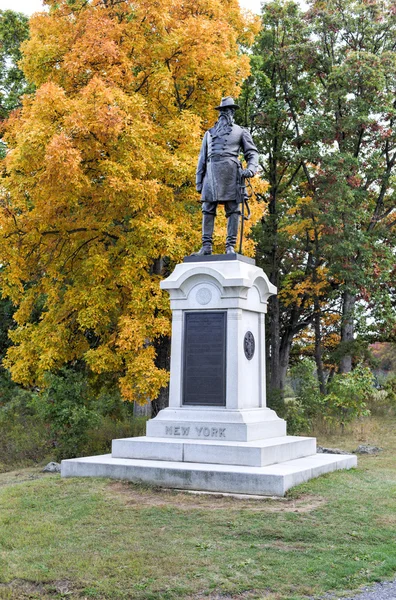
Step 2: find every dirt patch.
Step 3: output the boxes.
[0,580,80,599]
[106,481,326,513]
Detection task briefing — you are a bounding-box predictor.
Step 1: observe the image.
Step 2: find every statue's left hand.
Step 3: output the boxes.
[241,169,254,179]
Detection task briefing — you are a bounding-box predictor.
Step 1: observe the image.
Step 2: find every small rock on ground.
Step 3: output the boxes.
[353,445,382,454]
[42,462,61,473]
[316,446,351,455]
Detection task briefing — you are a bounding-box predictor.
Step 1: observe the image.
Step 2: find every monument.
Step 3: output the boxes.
[61,254,356,495]
[61,98,356,495]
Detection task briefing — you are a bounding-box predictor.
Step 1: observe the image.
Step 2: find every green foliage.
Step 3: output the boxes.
[0,371,50,470]
[384,375,396,404]
[285,398,310,435]
[329,338,373,370]
[30,368,145,461]
[0,9,31,121]
[366,388,396,416]
[242,0,396,394]
[287,360,379,432]
[30,369,101,461]
[83,415,146,457]
[367,375,396,416]
[286,359,323,433]
[324,364,373,428]
[266,387,287,418]
[291,359,323,419]
[0,367,147,468]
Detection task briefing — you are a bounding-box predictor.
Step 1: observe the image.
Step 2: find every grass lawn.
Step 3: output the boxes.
[0,416,395,600]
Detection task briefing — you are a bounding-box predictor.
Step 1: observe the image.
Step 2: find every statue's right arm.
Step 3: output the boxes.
[196,132,208,193]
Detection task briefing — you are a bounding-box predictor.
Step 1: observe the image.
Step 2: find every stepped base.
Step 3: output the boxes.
[111,435,316,467]
[61,453,357,497]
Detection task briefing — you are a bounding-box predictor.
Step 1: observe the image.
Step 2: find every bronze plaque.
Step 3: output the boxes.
[244,331,255,360]
[183,311,226,406]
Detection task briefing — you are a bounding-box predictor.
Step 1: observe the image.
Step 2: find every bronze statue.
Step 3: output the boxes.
[195,96,259,255]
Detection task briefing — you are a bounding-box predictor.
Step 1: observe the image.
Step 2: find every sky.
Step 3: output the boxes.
[1,0,263,15]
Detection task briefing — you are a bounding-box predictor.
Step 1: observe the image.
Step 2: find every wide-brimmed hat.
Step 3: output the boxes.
[215,96,239,110]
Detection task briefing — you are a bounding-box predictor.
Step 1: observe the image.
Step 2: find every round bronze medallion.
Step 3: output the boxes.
[244,331,255,360]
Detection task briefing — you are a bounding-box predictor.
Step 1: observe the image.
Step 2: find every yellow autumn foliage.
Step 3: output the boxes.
[0,0,260,402]
[279,266,330,309]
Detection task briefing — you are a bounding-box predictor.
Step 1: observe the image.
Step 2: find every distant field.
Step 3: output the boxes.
[0,416,395,600]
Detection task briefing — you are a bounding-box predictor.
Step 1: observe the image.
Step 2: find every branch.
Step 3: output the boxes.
[278,73,312,187]
[61,235,100,271]
[41,227,119,240]
[354,125,365,158]
[41,227,97,235]
[368,153,396,231]
[280,161,303,192]
[291,314,314,335]
[134,71,153,93]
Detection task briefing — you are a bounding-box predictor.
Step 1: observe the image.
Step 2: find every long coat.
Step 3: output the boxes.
[196,123,259,204]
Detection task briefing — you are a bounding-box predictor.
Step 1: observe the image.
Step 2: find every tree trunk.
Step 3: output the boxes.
[339,290,356,374]
[327,366,336,385]
[133,401,151,418]
[269,295,281,392]
[279,333,292,394]
[266,166,283,411]
[151,257,171,417]
[151,335,171,417]
[314,299,326,394]
[268,308,297,414]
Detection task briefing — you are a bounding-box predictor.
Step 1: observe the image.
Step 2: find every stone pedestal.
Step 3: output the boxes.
[147,254,286,442]
[62,255,356,496]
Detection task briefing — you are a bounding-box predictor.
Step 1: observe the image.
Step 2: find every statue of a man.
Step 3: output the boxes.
[195,96,259,255]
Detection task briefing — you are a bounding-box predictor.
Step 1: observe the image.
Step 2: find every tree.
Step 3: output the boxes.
[240,0,396,406]
[0,10,31,155]
[306,0,396,373]
[0,0,259,404]
[0,10,30,377]
[238,1,327,407]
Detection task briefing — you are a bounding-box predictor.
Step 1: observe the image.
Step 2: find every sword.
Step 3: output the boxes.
[238,172,251,255]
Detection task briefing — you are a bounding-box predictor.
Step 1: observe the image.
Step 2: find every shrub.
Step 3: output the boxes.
[285,398,310,435]
[267,387,287,418]
[290,358,323,420]
[384,375,396,405]
[324,363,373,430]
[30,369,101,461]
[83,415,146,457]
[286,360,378,434]
[366,375,396,415]
[0,366,148,468]
[286,359,323,433]
[0,376,50,470]
[29,368,147,461]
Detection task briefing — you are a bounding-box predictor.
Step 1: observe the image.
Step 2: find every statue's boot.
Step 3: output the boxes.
[226,212,239,254]
[193,213,215,255]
